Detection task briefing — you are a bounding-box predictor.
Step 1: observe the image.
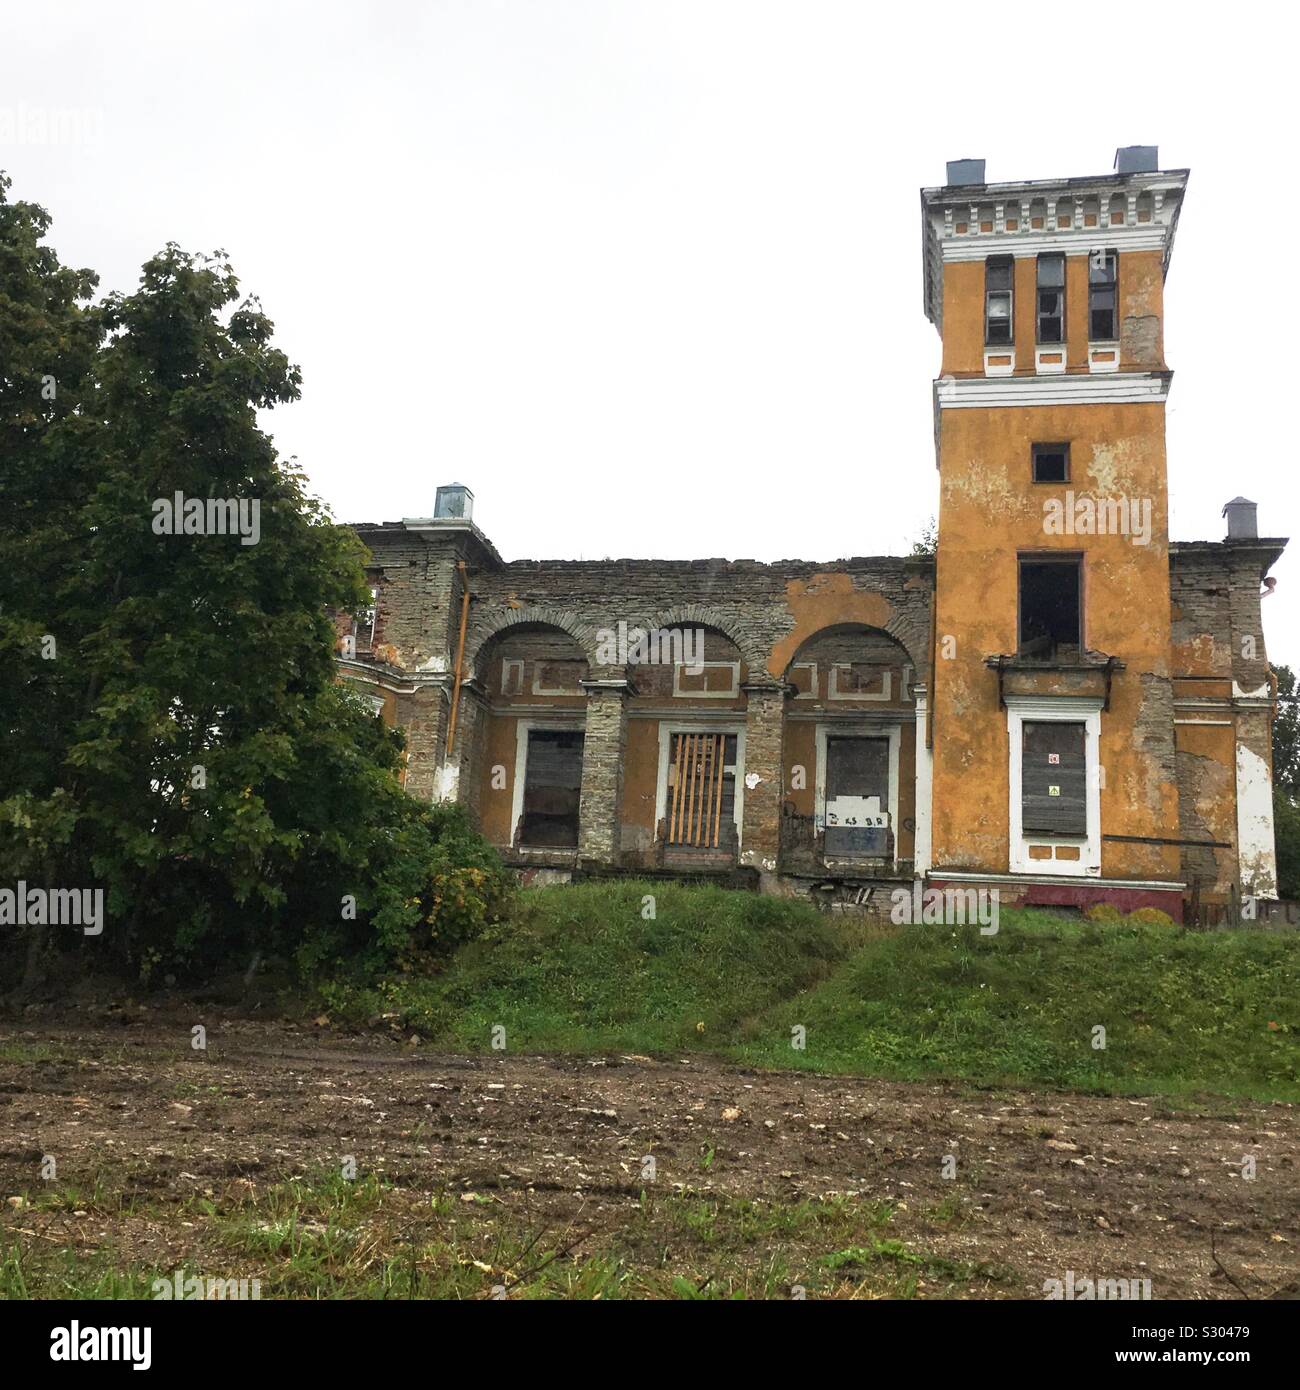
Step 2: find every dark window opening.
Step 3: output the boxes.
[1022,721,1087,835]
[985,257,1013,345]
[1037,254,1065,343]
[1032,443,1070,483]
[823,736,891,858]
[350,586,378,653]
[1019,557,1082,660]
[1088,249,1117,340]
[519,729,583,848]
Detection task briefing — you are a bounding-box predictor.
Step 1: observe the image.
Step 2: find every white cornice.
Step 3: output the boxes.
[940,224,1168,261]
[934,372,1171,410]
[921,169,1189,329]
[931,869,1188,892]
[921,170,1189,204]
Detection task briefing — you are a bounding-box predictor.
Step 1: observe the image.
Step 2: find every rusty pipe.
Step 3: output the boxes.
[445,561,471,757]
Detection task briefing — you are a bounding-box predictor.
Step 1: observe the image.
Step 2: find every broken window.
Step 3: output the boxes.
[1089,249,1117,340]
[823,736,890,857]
[519,730,584,848]
[1037,254,1065,343]
[666,733,737,850]
[350,586,378,653]
[1018,556,1082,660]
[1031,443,1070,484]
[985,257,1013,344]
[1022,721,1087,835]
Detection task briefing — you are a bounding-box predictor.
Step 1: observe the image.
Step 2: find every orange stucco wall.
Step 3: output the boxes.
[478,712,521,845]
[931,401,1180,880]
[940,249,1168,377]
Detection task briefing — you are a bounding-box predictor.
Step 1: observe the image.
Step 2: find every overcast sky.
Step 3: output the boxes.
[4,1,1296,667]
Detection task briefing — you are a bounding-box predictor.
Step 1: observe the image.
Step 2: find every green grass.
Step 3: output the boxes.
[0,1170,1004,1300]
[322,881,1298,1101]
[324,880,856,1054]
[736,910,1298,1099]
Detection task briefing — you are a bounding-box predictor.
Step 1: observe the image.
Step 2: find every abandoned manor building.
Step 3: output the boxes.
[336,150,1285,920]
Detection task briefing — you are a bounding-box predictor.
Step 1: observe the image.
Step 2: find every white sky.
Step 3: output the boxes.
[4,0,1296,667]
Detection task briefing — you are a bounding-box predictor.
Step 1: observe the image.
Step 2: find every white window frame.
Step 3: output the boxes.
[813,723,902,865]
[654,722,746,846]
[1005,695,1102,877]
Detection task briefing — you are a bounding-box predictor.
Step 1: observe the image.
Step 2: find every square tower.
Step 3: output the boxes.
[921,153,1191,901]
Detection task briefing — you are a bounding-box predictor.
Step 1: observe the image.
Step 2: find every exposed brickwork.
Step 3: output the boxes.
[738,683,787,883]
[576,685,628,865]
[335,523,1282,905]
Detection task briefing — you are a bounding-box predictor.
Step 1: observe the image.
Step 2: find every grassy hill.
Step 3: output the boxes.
[322,880,1298,1101]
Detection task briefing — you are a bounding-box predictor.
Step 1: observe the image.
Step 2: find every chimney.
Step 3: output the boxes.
[1222,497,1258,540]
[1114,145,1159,175]
[945,158,986,187]
[434,483,473,522]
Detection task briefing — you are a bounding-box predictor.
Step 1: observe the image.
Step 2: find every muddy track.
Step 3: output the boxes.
[1,1012,1296,1298]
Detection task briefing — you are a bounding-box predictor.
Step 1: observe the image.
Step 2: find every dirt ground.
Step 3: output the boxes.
[1,1007,1296,1299]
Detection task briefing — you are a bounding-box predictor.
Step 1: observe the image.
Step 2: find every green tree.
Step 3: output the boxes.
[0,176,511,988]
[1271,665,1300,899]
[1271,664,1299,796]
[909,516,937,557]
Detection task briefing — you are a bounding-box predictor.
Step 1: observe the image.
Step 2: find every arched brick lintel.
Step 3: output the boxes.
[641,603,768,674]
[462,606,596,682]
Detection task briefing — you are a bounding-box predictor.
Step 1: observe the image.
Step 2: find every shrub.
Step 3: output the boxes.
[1127,907,1175,927]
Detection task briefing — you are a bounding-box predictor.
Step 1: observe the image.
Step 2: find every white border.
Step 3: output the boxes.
[813,723,902,865]
[791,661,819,699]
[531,662,585,697]
[501,659,524,695]
[511,718,586,848]
[913,687,932,875]
[936,372,1169,409]
[983,348,1015,376]
[827,664,893,702]
[1006,695,1103,877]
[1035,345,1067,375]
[654,722,747,847]
[673,660,740,699]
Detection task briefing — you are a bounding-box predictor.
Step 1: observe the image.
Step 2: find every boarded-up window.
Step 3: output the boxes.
[823,736,890,856]
[666,733,738,849]
[1021,722,1086,835]
[520,730,584,847]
